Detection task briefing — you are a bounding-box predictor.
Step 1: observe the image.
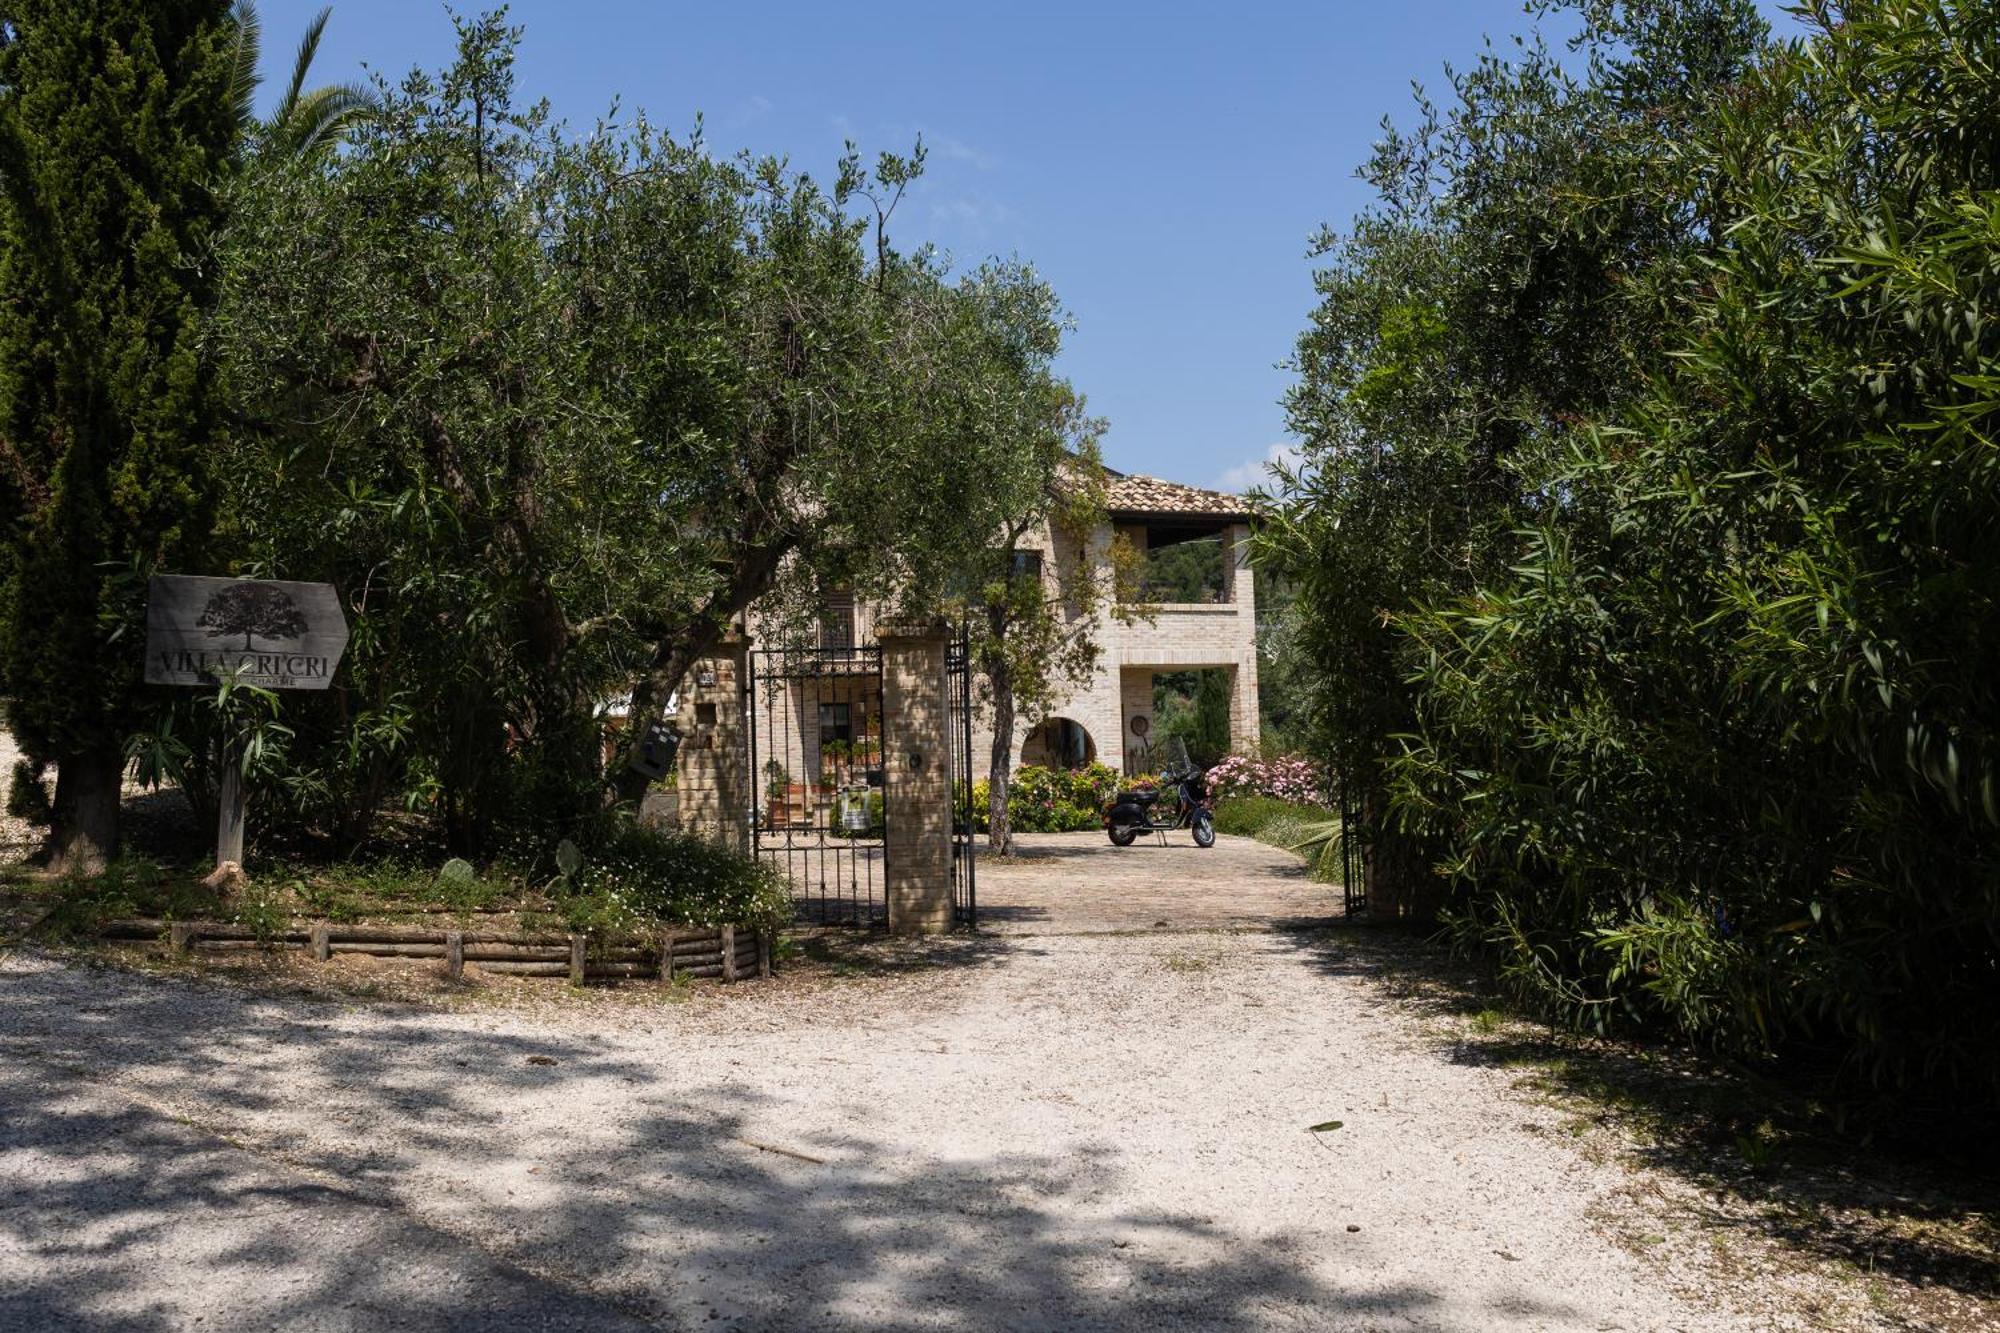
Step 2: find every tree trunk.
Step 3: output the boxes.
[215,759,245,867]
[611,538,796,809]
[50,745,120,875]
[986,656,1016,857]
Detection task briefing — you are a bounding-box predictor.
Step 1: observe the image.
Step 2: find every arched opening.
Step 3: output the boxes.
[1020,716,1097,771]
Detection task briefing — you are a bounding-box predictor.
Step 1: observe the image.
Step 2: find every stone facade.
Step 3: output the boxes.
[734,471,1259,788]
[673,635,750,851]
[984,517,1259,777]
[878,624,954,933]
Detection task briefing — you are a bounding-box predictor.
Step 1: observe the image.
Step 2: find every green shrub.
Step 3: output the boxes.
[1214,797,1344,883]
[554,823,790,936]
[960,778,992,833]
[33,857,197,939]
[297,858,512,916]
[1006,762,1123,832]
[1212,795,1305,837]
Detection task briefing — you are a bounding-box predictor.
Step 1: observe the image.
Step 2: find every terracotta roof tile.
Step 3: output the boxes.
[1103,471,1254,521]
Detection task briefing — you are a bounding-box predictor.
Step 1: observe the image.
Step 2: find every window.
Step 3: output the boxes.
[819,592,855,649]
[1010,550,1044,582]
[818,702,854,746]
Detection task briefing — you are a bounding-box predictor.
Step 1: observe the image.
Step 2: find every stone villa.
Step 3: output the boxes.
[1005,469,1257,778]
[737,469,1257,794]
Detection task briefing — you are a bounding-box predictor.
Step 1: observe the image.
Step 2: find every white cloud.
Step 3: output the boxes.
[1217,441,1302,494]
[924,132,996,171]
[929,194,1018,242]
[727,94,774,127]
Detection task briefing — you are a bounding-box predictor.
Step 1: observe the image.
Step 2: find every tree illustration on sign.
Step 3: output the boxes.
[197,584,309,650]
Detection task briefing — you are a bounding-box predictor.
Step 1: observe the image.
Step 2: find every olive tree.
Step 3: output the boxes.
[212,11,1102,856]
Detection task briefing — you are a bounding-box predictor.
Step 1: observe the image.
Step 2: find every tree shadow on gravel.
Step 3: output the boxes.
[0,957,669,1330]
[1271,922,2000,1325]
[516,1091,1481,1333]
[787,925,1026,976]
[0,949,1600,1332]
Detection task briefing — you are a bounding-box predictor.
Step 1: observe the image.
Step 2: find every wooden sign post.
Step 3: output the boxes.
[145,576,349,871]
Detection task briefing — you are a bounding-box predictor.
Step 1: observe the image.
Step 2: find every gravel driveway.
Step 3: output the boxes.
[0,836,1800,1331]
[974,830,1337,933]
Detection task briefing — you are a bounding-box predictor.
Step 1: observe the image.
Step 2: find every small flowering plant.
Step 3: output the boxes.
[1203,754,1331,808]
[1004,763,1125,832]
[556,824,791,936]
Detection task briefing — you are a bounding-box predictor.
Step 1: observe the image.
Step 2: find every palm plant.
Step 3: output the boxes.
[1278,815,1344,883]
[227,2,376,160]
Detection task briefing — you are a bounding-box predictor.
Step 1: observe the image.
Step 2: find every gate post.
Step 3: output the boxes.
[878,621,953,934]
[674,632,751,853]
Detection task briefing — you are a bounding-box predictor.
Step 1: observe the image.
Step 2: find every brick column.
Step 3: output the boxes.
[1226,522,1261,755]
[1225,522,1256,607]
[674,633,750,852]
[1228,658,1261,756]
[878,621,953,934]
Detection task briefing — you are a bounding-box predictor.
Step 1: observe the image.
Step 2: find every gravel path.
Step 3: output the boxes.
[974,830,1337,933]
[1,837,1771,1332]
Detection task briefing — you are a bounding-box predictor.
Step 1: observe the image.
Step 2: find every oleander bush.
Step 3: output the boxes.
[1203,754,1331,808]
[1267,0,2000,1108]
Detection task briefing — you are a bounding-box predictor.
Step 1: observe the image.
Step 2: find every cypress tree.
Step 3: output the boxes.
[0,3,236,871]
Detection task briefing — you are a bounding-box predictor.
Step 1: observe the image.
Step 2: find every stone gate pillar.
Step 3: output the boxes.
[674,633,750,853]
[878,621,953,934]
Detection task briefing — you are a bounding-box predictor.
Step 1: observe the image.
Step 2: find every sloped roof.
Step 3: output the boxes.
[1104,470,1254,522]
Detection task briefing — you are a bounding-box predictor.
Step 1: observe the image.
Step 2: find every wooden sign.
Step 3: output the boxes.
[145,576,349,690]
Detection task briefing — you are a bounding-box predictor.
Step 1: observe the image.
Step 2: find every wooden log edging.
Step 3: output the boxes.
[101,917,772,985]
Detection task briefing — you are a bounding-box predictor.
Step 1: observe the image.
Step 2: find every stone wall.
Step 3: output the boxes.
[878,623,953,934]
[673,636,749,851]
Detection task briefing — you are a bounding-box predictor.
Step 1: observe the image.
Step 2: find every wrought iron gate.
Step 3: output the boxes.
[1338,768,1366,916]
[946,633,977,928]
[747,643,888,926]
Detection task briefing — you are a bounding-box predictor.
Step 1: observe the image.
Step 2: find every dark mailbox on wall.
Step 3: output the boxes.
[629,719,680,780]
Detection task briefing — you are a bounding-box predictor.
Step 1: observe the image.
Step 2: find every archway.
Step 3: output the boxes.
[1020,716,1097,770]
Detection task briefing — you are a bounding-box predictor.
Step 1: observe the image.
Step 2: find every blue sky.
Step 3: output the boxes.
[258,1,1794,493]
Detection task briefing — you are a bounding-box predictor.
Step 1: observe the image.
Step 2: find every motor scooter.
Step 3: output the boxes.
[1103,738,1215,848]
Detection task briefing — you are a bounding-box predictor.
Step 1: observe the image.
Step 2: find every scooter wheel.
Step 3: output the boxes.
[1109,824,1139,847]
[1192,813,1216,848]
